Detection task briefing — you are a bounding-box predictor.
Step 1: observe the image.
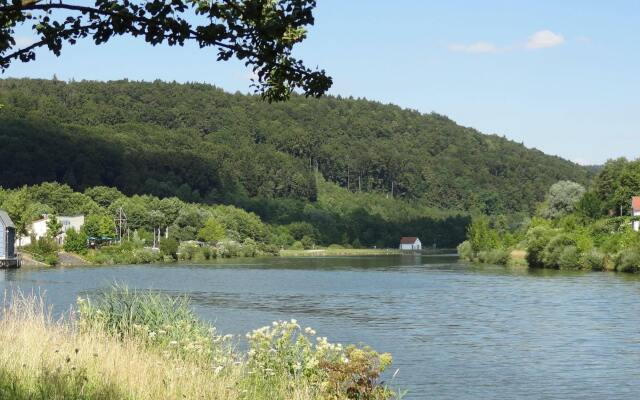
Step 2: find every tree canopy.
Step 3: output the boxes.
[0,0,331,101]
[0,78,592,216]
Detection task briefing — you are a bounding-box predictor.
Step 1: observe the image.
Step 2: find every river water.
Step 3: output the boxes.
[1,255,639,399]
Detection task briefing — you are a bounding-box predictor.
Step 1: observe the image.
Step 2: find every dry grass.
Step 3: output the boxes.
[0,294,315,400]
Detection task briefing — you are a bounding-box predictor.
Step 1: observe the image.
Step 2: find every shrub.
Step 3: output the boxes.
[239,238,257,257]
[525,226,553,268]
[542,234,577,269]
[63,227,87,253]
[457,240,473,261]
[132,248,161,264]
[177,242,199,261]
[26,236,59,266]
[327,244,344,250]
[159,237,179,260]
[580,249,606,271]
[557,246,581,270]
[289,241,304,250]
[477,249,510,265]
[300,235,315,250]
[467,216,499,253]
[615,249,640,273]
[216,240,241,258]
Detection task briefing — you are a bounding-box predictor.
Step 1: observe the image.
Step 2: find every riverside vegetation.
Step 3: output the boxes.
[0,286,396,399]
[458,158,640,273]
[0,180,467,266]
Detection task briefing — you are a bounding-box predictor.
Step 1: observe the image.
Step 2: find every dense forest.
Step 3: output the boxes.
[0,78,590,217]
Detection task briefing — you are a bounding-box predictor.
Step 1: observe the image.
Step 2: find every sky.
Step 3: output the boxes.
[4,0,640,165]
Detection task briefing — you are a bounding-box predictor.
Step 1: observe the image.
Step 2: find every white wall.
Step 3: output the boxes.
[633,210,640,231]
[400,239,422,250]
[17,215,85,246]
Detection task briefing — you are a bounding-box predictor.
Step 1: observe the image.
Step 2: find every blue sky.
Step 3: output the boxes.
[5,0,639,165]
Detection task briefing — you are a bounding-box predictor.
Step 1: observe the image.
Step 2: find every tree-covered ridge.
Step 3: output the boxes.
[0,78,590,214]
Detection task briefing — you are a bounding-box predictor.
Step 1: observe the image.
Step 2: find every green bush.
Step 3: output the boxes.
[580,249,606,271]
[327,244,344,250]
[216,240,241,258]
[557,245,581,270]
[159,237,179,260]
[289,241,304,250]
[615,249,640,273]
[63,227,87,253]
[177,242,199,261]
[26,236,59,266]
[525,226,553,268]
[542,234,577,269]
[477,249,510,265]
[467,216,499,253]
[300,235,315,250]
[457,240,473,261]
[132,248,161,264]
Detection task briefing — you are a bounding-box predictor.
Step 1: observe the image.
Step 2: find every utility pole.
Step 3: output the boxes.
[114,207,128,244]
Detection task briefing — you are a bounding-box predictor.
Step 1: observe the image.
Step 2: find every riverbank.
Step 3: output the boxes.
[0,288,395,400]
[280,248,402,257]
[280,248,457,257]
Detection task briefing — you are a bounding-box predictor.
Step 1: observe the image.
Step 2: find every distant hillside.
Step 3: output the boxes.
[0,78,590,214]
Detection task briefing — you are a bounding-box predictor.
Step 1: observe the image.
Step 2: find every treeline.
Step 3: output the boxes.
[0,78,590,214]
[0,181,468,262]
[459,158,640,272]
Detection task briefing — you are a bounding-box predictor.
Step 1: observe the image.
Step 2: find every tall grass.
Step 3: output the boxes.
[0,288,397,400]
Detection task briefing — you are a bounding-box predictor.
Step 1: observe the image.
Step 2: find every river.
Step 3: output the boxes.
[1,255,639,399]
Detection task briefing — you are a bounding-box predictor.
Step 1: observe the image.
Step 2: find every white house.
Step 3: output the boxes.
[633,197,640,232]
[19,214,85,246]
[399,237,422,250]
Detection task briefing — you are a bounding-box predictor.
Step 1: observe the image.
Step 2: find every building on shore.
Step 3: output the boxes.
[18,214,85,246]
[633,197,640,232]
[399,237,422,250]
[0,210,18,268]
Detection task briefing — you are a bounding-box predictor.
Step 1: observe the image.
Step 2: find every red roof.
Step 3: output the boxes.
[633,197,640,211]
[400,237,419,244]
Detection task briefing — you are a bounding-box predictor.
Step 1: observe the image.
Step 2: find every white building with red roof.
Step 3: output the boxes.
[399,237,422,250]
[633,197,640,231]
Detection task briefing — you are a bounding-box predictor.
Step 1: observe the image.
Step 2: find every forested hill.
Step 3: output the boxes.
[0,78,589,214]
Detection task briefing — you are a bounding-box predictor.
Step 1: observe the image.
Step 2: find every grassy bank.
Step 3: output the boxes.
[0,288,397,400]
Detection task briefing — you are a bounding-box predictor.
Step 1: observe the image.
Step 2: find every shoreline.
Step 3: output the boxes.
[15,249,459,268]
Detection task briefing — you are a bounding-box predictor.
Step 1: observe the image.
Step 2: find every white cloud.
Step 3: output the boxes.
[448,41,499,54]
[525,30,565,49]
[449,30,567,55]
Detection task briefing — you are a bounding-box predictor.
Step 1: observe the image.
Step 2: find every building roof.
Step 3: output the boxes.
[400,237,419,244]
[633,196,640,211]
[0,210,15,229]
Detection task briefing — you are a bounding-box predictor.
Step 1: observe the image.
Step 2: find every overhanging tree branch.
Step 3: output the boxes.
[0,0,332,101]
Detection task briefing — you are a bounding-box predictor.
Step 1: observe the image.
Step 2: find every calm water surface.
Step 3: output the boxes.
[1,255,640,399]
